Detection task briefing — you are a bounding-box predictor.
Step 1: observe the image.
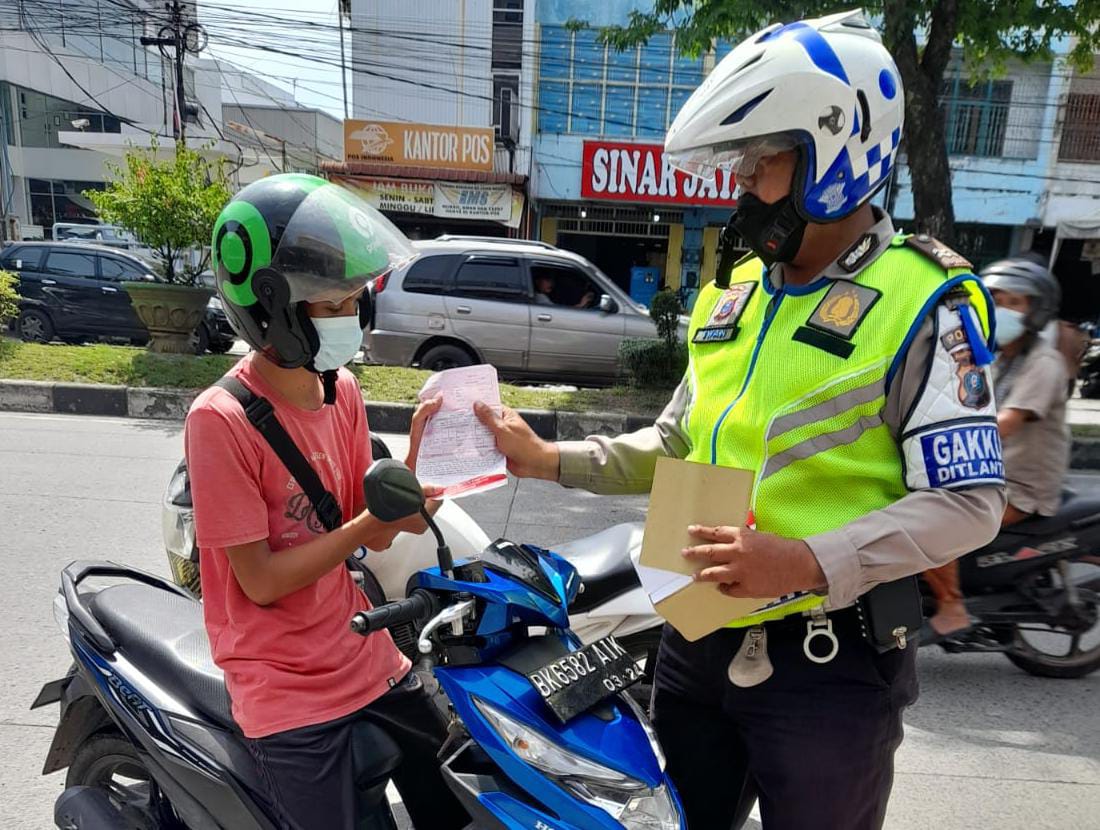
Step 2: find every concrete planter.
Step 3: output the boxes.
[122,283,213,354]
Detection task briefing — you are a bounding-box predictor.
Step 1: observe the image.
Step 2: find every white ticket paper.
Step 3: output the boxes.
[415,364,508,498]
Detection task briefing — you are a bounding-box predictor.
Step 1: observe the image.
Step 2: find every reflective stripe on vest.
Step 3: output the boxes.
[682,235,993,628]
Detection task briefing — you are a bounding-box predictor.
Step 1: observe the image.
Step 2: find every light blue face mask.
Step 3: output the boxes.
[994,306,1026,348]
[311,315,364,371]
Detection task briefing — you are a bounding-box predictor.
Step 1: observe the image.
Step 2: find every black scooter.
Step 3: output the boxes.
[921,485,1100,677]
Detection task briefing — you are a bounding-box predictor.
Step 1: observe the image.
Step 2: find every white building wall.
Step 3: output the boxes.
[1043,53,1100,228]
[349,0,492,128]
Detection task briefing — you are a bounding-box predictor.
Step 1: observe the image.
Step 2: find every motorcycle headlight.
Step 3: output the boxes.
[473,698,680,829]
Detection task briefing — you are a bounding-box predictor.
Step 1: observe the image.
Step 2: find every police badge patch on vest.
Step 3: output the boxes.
[693,281,757,344]
[806,281,881,339]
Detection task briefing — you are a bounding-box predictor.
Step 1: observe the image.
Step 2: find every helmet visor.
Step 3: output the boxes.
[272,183,416,305]
[666,134,799,180]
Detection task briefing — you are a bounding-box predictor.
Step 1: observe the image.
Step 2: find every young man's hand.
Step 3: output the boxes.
[474,402,560,481]
[406,395,443,471]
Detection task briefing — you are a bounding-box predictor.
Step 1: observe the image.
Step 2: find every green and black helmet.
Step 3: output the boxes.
[211,173,414,370]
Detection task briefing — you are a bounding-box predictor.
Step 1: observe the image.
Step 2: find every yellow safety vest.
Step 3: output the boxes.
[683,234,993,627]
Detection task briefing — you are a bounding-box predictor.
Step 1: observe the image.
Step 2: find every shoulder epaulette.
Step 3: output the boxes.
[903,234,973,271]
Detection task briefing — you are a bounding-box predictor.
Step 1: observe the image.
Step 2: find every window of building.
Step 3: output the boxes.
[1058,92,1100,163]
[940,78,1013,157]
[491,1,523,139]
[29,180,105,236]
[16,87,120,149]
[536,25,703,138]
[492,0,523,70]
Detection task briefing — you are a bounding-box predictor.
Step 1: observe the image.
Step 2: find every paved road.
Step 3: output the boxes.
[1,412,1097,829]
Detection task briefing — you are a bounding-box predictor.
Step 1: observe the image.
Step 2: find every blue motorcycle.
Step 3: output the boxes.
[33,458,685,830]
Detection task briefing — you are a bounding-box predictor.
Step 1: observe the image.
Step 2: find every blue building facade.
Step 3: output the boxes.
[530,0,1069,303]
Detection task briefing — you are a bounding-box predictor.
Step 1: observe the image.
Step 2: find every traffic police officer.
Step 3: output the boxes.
[476,10,1006,828]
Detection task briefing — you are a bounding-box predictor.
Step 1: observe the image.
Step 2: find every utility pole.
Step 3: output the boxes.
[141,1,207,144]
[338,0,350,119]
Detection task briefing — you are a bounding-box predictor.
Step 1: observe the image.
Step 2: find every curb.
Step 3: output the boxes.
[5,379,1100,469]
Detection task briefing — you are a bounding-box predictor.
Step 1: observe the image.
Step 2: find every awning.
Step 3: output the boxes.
[1051,211,1100,268]
[323,160,525,186]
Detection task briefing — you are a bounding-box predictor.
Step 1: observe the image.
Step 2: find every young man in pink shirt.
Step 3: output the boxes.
[185,174,467,829]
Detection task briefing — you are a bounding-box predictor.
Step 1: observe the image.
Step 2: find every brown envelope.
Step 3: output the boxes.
[639,457,776,642]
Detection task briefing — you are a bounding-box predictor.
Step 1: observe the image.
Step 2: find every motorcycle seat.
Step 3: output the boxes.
[1009,488,1100,536]
[89,584,236,730]
[557,523,644,614]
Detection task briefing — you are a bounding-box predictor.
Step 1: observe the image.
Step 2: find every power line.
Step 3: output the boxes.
[214,59,282,170]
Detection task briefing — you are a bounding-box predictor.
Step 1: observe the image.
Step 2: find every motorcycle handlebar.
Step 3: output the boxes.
[350,590,435,636]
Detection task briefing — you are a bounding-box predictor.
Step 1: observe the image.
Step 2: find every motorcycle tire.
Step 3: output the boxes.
[1005,633,1100,678]
[66,733,171,826]
[1004,562,1100,678]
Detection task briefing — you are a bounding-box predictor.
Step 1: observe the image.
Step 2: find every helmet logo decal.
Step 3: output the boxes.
[349,207,377,243]
[818,182,848,214]
[211,199,273,307]
[818,105,846,136]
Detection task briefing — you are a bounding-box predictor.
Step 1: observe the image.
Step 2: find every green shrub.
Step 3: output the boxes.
[619,338,687,388]
[0,269,20,327]
[649,289,682,351]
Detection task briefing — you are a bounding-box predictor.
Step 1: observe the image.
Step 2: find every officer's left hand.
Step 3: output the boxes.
[682,525,828,598]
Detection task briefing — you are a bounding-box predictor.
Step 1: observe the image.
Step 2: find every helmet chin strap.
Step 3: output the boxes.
[320,369,338,405]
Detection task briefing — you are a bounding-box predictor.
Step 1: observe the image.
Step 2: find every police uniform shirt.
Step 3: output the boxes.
[557,211,1007,611]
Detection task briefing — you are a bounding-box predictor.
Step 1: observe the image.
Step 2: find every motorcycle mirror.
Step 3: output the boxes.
[363,459,425,522]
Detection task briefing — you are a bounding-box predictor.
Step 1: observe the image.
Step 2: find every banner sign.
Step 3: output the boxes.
[344,119,494,172]
[434,182,513,223]
[346,179,520,228]
[581,140,738,206]
[351,178,435,215]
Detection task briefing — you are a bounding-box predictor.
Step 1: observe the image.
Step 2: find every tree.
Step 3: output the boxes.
[581,1,1100,245]
[0,269,19,327]
[86,139,232,285]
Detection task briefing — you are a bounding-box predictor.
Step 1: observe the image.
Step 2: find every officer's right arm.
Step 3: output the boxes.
[556,377,692,495]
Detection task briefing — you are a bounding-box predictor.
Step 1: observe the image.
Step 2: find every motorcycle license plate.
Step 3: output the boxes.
[526,636,642,722]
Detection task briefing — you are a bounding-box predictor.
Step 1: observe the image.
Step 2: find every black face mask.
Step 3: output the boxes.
[730,191,808,267]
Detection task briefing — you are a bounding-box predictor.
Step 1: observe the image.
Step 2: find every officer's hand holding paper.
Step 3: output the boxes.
[415,365,508,498]
[638,457,816,641]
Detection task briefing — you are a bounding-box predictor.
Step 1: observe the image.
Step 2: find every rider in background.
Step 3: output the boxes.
[925,257,1070,638]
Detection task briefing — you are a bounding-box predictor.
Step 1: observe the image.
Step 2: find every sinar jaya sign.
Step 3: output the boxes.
[344,120,494,172]
[581,140,738,206]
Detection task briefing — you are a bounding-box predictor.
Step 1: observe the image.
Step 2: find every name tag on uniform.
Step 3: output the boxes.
[693,325,738,343]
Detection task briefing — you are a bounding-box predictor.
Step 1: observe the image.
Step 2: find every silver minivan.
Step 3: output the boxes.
[366,236,674,383]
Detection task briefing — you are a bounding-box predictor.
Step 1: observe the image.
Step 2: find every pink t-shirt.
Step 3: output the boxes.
[184,356,410,738]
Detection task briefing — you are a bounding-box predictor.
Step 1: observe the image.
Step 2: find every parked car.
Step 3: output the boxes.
[52,222,137,248]
[366,235,681,383]
[0,242,233,354]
